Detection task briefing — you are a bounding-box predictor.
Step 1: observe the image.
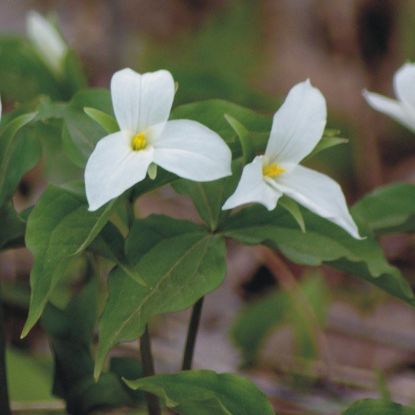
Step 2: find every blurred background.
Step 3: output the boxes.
[2,0,415,414]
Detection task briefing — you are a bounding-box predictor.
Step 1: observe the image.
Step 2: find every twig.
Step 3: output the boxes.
[140,325,161,415]
[182,297,204,371]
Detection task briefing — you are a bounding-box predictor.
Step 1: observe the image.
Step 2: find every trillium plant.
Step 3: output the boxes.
[222,80,361,239]
[2,10,415,415]
[364,63,415,133]
[85,68,232,211]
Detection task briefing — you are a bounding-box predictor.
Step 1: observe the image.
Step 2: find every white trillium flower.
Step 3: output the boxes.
[363,63,415,132]
[85,68,232,211]
[223,80,361,239]
[26,11,67,75]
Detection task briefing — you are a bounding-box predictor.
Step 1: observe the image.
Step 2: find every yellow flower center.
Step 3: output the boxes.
[131,132,148,151]
[263,163,285,178]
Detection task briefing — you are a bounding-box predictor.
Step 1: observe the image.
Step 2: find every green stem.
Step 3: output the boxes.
[182,297,204,371]
[0,291,11,415]
[140,325,161,415]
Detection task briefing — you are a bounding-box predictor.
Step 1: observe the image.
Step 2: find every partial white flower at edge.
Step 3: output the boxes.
[222,80,362,240]
[26,11,67,75]
[363,63,415,132]
[85,68,232,211]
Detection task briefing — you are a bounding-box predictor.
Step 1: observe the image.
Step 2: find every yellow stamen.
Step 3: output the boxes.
[131,132,148,151]
[263,163,285,178]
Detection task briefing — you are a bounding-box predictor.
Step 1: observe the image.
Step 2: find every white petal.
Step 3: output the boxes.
[152,120,232,181]
[222,156,281,210]
[265,80,326,167]
[26,11,67,74]
[363,90,415,132]
[393,63,415,114]
[273,165,362,239]
[111,68,174,133]
[85,131,153,211]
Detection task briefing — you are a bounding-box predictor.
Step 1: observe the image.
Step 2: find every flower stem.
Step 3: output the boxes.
[140,325,161,415]
[182,297,204,371]
[0,292,11,415]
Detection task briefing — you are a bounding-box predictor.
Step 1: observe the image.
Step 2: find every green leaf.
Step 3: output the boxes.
[0,112,39,206]
[22,185,114,337]
[41,279,135,413]
[171,100,271,230]
[0,37,62,101]
[307,134,348,159]
[343,399,415,414]
[279,197,305,233]
[62,89,112,168]
[232,274,329,364]
[170,100,272,228]
[74,373,134,414]
[84,107,118,134]
[69,88,112,113]
[88,222,147,287]
[173,163,240,231]
[352,183,415,235]
[95,215,226,377]
[171,99,271,149]
[224,114,254,162]
[125,370,275,415]
[42,280,97,397]
[0,203,26,250]
[221,206,415,305]
[62,49,87,95]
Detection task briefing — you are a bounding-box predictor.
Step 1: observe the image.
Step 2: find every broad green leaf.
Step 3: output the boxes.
[88,222,146,287]
[62,89,112,168]
[171,99,271,146]
[74,373,135,414]
[343,399,415,414]
[169,100,344,232]
[42,280,97,398]
[173,168,239,231]
[84,107,118,134]
[88,222,125,263]
[62,49,87,95]
[224,114,254,162]
[352,183,415,235]
[232,275,329,364]
[95,215,226,377]
[0,204,26,250]
[22,185,114,337]
[0,112,39,206]
[221,206,415,305]
[41,279,136,413]
[279,197,305,233]
[307,135,348,159]
[0,37,62,101]
[125,370,275,415]
[171,101,322,232]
